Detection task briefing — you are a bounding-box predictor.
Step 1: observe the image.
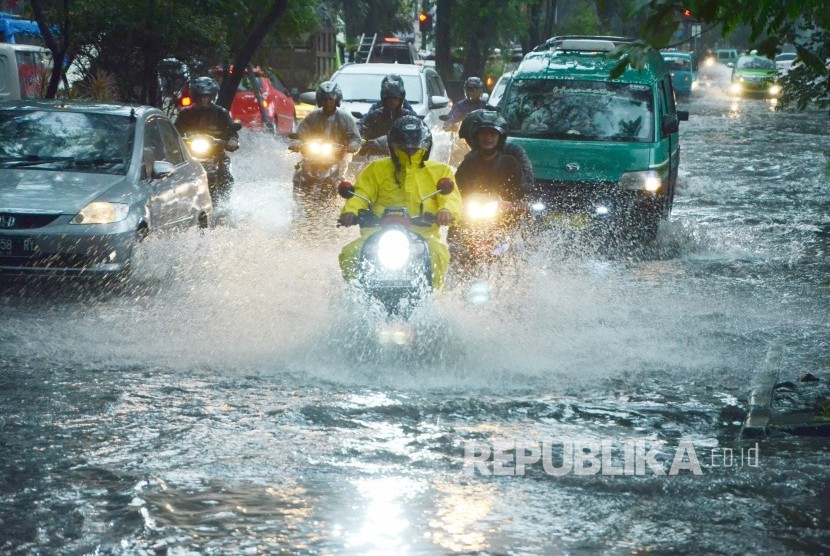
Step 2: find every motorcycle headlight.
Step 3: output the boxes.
[308,141,322,154]
[376,229,411,270]
[71,202,129,224]
[320,143,333,156]
[466,199,499,220]
[768,84,781,95]
[189,137,211,156]
[619,170,662,192]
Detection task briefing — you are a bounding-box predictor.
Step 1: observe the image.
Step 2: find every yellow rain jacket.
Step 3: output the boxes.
[339,151,462,289]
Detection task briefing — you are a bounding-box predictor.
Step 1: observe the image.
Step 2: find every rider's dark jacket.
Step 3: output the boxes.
[455,150,524,203]
[358,106,417,141]
[444,98,488,126]
[175,105,239,143]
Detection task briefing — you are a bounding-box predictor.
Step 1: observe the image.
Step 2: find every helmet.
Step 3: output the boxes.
[467,110,508,150]
[315,81,343,107]
[464,76,484,97]
[458,108,488,148]
[190,76,219,100]
[388,115,432,164]
[380,78,406,101]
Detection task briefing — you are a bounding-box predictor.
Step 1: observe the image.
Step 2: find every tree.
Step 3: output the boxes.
[610,0,829,109]
[520,0,557,54]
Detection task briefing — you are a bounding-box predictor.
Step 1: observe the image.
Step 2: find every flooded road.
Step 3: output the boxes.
[1,65,829,554]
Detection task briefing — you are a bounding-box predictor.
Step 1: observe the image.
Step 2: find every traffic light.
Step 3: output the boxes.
[418,12,432,33]
[682,8,692,18]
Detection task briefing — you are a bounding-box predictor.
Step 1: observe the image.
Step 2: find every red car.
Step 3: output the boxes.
[178,67,296,134]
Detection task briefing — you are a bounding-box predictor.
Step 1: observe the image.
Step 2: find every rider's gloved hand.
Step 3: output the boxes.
[226,138,239,152]
[338,212,357,227]
[436,209,453,226]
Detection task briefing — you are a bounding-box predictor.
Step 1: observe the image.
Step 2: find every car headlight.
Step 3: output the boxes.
[188,137,212,156]
[376,229,410,270]
[619,170,661,192]
[71,202,129,224]
[730,82,742,94]
[466,199,499,220]
[768,84,782,95]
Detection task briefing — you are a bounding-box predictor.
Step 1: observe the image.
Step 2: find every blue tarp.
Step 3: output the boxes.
[1,12,43,43]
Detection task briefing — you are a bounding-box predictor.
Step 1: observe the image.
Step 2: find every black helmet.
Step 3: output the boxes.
[380,78,406,101]
[190,76,219,100]
[315,81,343,107]
[468,110,508,150]
[464,76,484,96]
[388,115,432,165]
[459,108,488,148]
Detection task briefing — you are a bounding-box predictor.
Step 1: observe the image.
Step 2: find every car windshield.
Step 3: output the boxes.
[488,74,512,107]
[737,57,775,70]
[0,110,133,174]
[775,53,796,62]
[238,75,265,92]
[333,73,424,104]
[502,79,654,142]
[664,57,692,71]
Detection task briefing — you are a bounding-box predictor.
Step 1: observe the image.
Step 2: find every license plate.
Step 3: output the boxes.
[0,236,37,257]
[545,212,592,228]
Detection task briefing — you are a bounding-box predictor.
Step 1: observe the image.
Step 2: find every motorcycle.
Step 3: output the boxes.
[337,179,455,318]
[183,130,237,204]
[289,134,346,203]
[448,193,522,274]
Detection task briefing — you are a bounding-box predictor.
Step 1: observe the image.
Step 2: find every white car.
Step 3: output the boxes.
[315,63,451,130]
[775,53,797,76]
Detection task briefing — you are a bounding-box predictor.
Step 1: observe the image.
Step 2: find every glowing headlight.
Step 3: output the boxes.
[531,202,546,212]
[466,199,499,220]
[730,82,742,94]
[71,202,129,224]
[691,80,699,90]
[768,84,781,95]
[704,58,715,67]
[189,138,211,155]
[307,141,333,156]
[376,229,410,270]
[619,171,662,192]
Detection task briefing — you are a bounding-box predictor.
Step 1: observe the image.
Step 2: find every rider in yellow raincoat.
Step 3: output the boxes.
[338,116,462,289]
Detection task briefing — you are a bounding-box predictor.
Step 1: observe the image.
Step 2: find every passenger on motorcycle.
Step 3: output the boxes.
[290,81,362,154]
[358,77,416,152]
[459,109,536,196]
[338,116,462,289]
[442,76,488,130]
[175,76,240,202]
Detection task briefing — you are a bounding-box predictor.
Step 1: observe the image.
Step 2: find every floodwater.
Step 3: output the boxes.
[1,64,829,555]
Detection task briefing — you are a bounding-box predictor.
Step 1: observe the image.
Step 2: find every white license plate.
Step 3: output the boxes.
[0,236,37,257]
[545,212,592,228]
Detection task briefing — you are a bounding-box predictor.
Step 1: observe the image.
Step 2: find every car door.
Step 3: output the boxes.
[423,69,450,128]
[141,118,181,230]
[269,73,296,133]
[157,117,204,226]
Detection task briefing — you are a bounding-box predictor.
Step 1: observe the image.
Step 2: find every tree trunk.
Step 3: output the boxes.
[435,0,452,85]
[30,0,68,99]
[218,0,289,109]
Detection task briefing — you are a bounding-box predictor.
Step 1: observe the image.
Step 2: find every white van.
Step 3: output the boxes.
[0,43,51,101]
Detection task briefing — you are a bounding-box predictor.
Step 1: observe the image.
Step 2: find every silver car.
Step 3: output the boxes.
[0,100,212,277]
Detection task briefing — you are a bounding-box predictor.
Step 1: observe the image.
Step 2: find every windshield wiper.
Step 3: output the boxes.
[73,157,126,168]
[0,155,76,168]
[345,98,378,103]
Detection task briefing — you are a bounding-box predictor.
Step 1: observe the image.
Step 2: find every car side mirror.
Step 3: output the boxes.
[677,110,689,122]
[299,91,317,105]
[429,95,449,109]
[152,160,175,180]
[662,113,679,135]
[726,62,734,68]
[481,92,489,102]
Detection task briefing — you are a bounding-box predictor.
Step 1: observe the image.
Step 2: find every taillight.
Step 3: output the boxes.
[180,96,192,107]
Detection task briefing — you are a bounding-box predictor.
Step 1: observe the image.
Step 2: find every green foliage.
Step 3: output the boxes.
[556,3,603,36]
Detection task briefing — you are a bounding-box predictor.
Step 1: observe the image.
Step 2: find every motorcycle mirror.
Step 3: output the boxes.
[232,121,243,131]
[439,114,449,121]
[436,177,455,195]
[337,181,356,199]
[288,132,299,140]
[351,111,363,119]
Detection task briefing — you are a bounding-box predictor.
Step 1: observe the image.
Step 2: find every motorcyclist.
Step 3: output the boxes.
[290,81,362,154]
[455,111,523,203]
[338,115,463,289]
[459,109,536,196]
[357,77,416,153]
[442,76,488,129]
[175,76,239,202]
[175,76,240,150]
[360,74,415,116]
